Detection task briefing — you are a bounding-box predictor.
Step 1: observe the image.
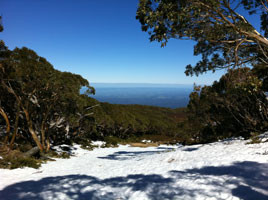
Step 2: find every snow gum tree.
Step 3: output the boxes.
[0,47,95,152]
[187,68,268,142]
[137,0,268,141]
[137,0,268,75]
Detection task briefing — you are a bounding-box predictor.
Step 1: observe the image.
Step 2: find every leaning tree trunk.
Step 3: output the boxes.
[0,107,10,146]
[9,107,20,149]
[22,146,40,158]
[23,108,44,152]
[40,106,52,152]
[1,80,44,152]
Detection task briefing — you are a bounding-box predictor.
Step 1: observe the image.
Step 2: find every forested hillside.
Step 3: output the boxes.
[137,0,268,142]
[1,0,268,170]
[1,43,267,165]
[85,101,187,142]
[0,44,189,168]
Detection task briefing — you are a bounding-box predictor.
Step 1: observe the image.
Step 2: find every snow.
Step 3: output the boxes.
[141,139,152,143]
[259,132,268,142]
[91,141,106,147]
[0,137,268,200]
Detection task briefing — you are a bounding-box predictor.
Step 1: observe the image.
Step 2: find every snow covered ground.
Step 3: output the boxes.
[0,137,268,200]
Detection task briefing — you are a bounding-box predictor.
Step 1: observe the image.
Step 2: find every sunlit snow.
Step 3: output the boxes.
[0,136,268,200]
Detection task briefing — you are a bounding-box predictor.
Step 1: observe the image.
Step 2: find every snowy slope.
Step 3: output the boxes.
[0,137,268,200]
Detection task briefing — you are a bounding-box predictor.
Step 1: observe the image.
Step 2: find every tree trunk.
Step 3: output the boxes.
[41,121,46,149]
[45,139,50,152]
[23,108,44,152]
[1,80,44,152]
[9,108,20,149]
[22,146,40,158]
[0,107,10,145]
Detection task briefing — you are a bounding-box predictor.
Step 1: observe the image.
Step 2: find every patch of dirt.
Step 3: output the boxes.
[129,142,159,148]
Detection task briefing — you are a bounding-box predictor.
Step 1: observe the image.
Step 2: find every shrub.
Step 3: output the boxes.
[186,68,268,143]
[0,151,41,169]
[247,132,263,144]
[103,136,120,147]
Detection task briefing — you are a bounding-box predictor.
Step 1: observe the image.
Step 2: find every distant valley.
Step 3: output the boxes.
[87,83,194,108]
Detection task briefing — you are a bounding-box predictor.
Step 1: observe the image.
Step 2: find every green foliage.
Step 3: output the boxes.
[103,136,120,147]
[58,152,71,159]
[186,68,268,143]
[0,44,189,161]
[45,150,71,159]
[246,132,262,144]
[0,151,41,169]
[253,63,268,92]
[137,0,268,144]
[0,46,95,151]
[88,103,187,141]
[8,157,41,169]
[0,45,189,167]
[136,0,268,76]
[18,143,33,153]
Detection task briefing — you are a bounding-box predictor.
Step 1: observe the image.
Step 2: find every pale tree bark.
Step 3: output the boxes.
[1,80,44,152]
[41,105,52,152]
[0,107,10,146]
[9,107,20,149]
[23,108,44,152]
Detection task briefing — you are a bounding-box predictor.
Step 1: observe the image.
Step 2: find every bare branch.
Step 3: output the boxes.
[261,0,268,12]
[257,41,268,64]
[210,38,254,44]
[235,39,247,66]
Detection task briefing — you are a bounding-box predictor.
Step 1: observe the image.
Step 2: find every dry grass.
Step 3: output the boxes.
[129,142,159,148]
[0,149,41,169]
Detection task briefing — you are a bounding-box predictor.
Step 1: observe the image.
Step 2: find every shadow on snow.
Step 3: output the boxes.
[0,161,267,200]
[170,161,268,200]
[181,147,199,152]
[0,174,196,200]
[98,147,176,160]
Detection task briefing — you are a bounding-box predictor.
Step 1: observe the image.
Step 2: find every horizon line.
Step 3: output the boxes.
[90,82,195,85]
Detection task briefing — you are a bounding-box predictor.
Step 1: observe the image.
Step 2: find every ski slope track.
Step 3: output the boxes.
[0,135,268,200]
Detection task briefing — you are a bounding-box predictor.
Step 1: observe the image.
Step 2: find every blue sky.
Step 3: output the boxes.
[0,0,259,85]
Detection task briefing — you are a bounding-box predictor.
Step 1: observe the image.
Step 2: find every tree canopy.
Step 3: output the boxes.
[0,46,186,154]
[0,46,95,152]
[136,0,268,76]
[137,0,268,141]
[186,68,268,142]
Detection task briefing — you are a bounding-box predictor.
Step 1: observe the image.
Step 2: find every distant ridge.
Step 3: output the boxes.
[84,83,193,108]
[91,83,193,88]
